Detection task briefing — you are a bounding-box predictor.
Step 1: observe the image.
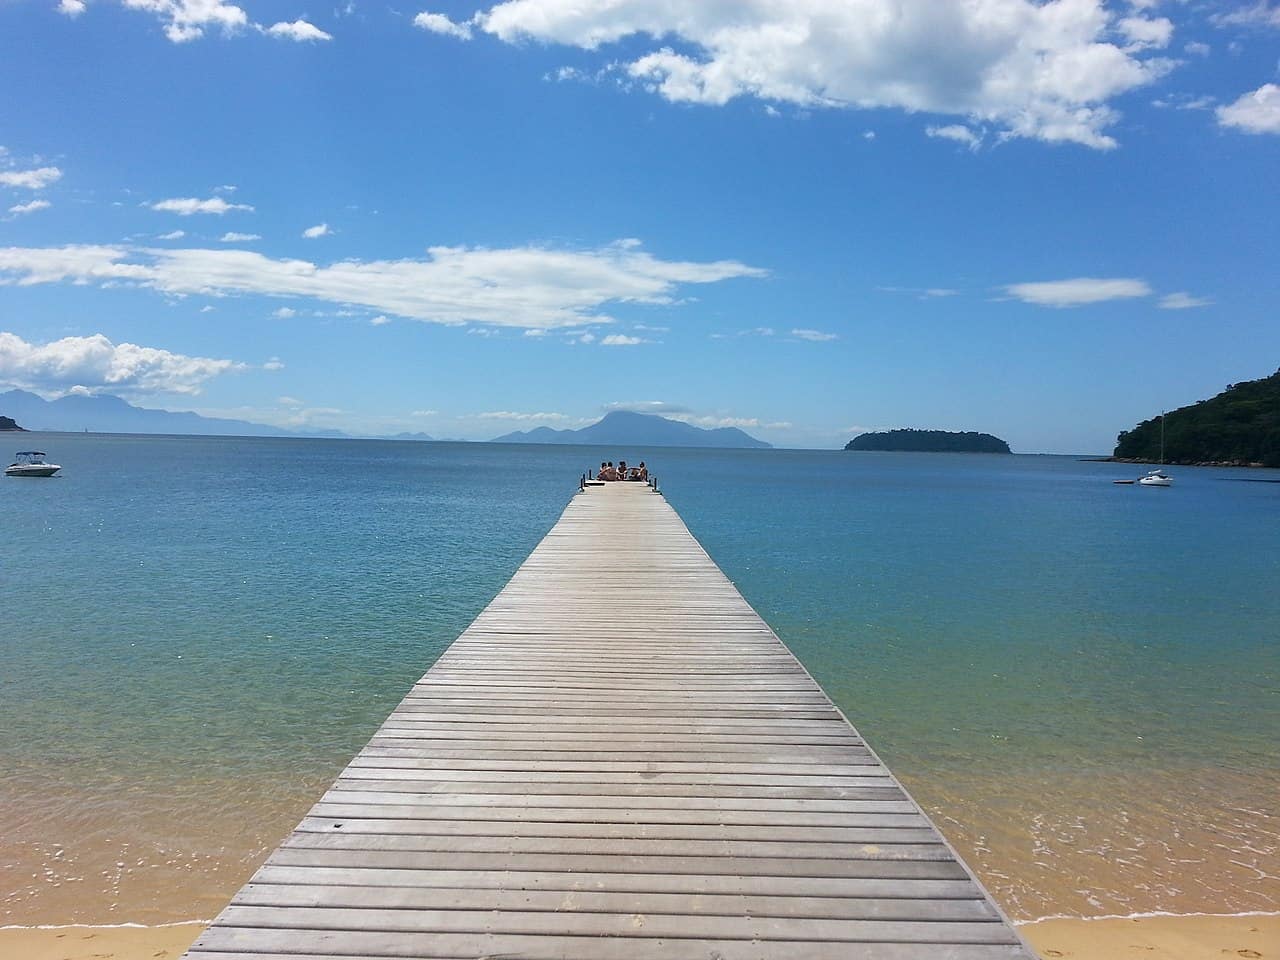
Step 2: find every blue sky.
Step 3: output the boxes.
[1,0,1277,452]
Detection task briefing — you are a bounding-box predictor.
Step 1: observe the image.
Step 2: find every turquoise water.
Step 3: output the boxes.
[2,435,1277,923]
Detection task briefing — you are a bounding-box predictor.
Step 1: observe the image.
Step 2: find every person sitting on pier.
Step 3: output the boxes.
[617,460,628,480]
[599,461,619,481]
[636,461,648,481]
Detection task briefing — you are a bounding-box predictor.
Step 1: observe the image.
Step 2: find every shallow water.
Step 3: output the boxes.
[2,436,1276,923]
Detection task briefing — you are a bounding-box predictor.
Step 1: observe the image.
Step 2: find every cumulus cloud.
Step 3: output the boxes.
[0,240,765,330]
[8,200,50,217]
[1217,84,1280,134]
[0,167,62,190]
[1117,16,1173,49]
[220,231,261,242]
[791,328,838,341]
[1159,291,1212,310]
[121,0,249,42]
[58,0,87,15]
[151,196,254,215]
[468,0,1177,148]
[157,230,187,240]
[600,333,644,345]
[302,222,332,238]
[272,307,298,318]
[0,331,243,395]
[1005,277,1151,307]
[263,356,286,370]
[415,10,473,38]
[370,314,391,325]
[265,19,333,41]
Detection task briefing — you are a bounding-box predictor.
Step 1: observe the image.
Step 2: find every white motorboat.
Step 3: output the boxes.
[5,451,61,477]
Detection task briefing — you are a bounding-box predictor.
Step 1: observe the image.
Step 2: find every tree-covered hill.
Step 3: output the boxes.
[844,429,1011,453]
[0,415,26,431]
[1114,368,1280,467]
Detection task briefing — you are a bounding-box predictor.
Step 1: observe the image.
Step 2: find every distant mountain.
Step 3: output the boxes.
[0,389,347,439]
[1114,368,1280,467]
[492,410,772,449]
[845,429,1012,453]
[383,431,436,441]
[0,415,25,431]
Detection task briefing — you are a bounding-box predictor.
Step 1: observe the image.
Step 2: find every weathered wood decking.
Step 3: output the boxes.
[187,481,1033,960]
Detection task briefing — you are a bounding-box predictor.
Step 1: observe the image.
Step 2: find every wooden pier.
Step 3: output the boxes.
[187,481,1033,960]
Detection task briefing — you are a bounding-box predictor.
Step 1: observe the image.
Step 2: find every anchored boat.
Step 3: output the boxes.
[5,451,61,477]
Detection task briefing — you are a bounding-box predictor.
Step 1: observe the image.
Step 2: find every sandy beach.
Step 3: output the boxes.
[3,914,1277,960]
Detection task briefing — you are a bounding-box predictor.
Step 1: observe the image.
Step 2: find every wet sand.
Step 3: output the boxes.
[3,914,1277,960]
[1019,913,1280,959]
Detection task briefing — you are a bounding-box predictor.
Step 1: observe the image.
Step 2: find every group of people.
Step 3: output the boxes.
[596,459,648,482]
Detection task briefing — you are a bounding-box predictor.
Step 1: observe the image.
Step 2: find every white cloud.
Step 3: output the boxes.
[791,328,838,341]
[263,356,286,370]
[1117,16,1173,49]
[410,409,438,417]
[121,0,249,42]
[522,328,546,336]
[1211,2,1280,30]
[879,285,960,298]
[926,124,982,150]
[477,410,571,421]
[265,19,333,41]
[214,184,237,193]
[370,314,391,325]
[151,196,254,215]
[1184,41,1211,57]
[1217,84,1280,134]
[862,130,876,140]
[157,230,187,240]
[8,199,50,217]
[0,240,765,330]
[302,222,332,238]
[272,307,298,318]
[220,231,261,242]
[470,0,1175,149]
[200,304,214,312]
[600,333,644,345]
[603,400,691,415]
[0,331,242,395]
[415,10,473,39]
[0,167,62,190]
[1159,291,1212,310]
[1004,277,1151,307]
[58,0,87,15]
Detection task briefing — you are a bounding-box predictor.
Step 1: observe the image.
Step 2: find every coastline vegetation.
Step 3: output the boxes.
[1114,368,1280,467]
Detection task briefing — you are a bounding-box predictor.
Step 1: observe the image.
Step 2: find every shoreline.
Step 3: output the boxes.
[4,912,1277,960]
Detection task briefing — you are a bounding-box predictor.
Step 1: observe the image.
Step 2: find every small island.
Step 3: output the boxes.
[1113,367,1279,467]
[845,429,1011,453]
[0,415,26,431]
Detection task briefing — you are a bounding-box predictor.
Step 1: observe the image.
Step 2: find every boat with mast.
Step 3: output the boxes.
[1139,412,1172,486]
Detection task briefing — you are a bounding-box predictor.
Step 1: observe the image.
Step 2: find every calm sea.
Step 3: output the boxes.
[2,434,1277,924]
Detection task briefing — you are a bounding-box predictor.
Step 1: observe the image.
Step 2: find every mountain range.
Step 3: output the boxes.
[0,389,347,438]
[492,410,771,448]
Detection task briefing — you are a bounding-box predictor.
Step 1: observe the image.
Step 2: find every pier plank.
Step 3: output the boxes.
[186,481,1032,959]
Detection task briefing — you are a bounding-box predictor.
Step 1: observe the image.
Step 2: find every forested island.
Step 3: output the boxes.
[0,415,26,431]
[1114,368,1280,467]
[845,429,1011,453]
